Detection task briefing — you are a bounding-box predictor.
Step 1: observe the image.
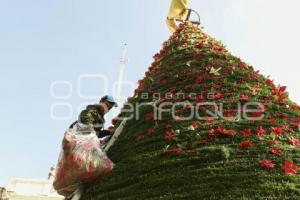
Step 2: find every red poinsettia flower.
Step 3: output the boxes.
[197,140,209,145]
[239,140,253,148]
[250,112,264,118]
[259,159,276,169]
[218,126,237,136]
[214,92,224,100]
[204,117,215,124]
[272,86,288,101]
[279,86,287,92]
[160,78,168,85]
[208,129,218,138]
[267,117,277,123]
[224,110,236,119]
[164,130,175,141]
[238,62,247,70]
[171,147,182,155]
[211,43,220,51]
[135,84,145,94]
[240,95,249,102]
[165,124,173,129]
[191,121,201,129]
[282,161,299,176]
[145,112,154,120]
[185,148,196,155]
[196,42,205,48]
[290,116,300,128]
[240,129,252,137]
[196,95,205,102]
[270,140,280,145]
[270,127,283,136]
[266,79,274,86]
[257,127,267,136]
[194,53,203,60]
[146,128,154,137]
[289,137,300,146]
[268,147,283,156]
[277,113,289,119]
[290,105,300,111]
[185,104,194,110]
[195,75,203,83]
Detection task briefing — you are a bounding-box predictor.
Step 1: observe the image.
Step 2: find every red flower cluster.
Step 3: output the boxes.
[195,75,203,83]
[266,79,274,86]
[239,140,253,148]
[160,78,168,85]
[135,128,155,141]
[289,137,300,146]
[238,61,247,70]
[146,128,155,137]
[270,127,283,136]
[282,161,299,176]
[218,126,237,136]
[256,127,267,136]
[240,95,249,102]
[272,86,288,101]
[208,127,236,138]
[259,159,276,169]
[205,117,215,124]
[268,147,283,156]
[165,124,173,129]
[240,129,252,137]
[223,109,236,119]
[145,112,154,120]
[214,92,224,100]
[290,105,300,111]
[208,129,218,138]
[290,117,300,128]
[267,117,277,123]
[162,147,182,156]
[164,130,175,141]
[191,121,201,129]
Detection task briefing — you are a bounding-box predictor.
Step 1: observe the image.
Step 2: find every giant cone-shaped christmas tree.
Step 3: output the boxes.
[81,23,300,199]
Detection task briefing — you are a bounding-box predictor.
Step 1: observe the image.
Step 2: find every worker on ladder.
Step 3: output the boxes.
[69,95,118,142]
[166,0,200,33]
[64,95,118,200]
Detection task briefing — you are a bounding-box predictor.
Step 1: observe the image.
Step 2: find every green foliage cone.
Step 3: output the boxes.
[81,23,300,199]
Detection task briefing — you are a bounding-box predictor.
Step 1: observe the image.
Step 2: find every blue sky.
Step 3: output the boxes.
[1,0,300,187]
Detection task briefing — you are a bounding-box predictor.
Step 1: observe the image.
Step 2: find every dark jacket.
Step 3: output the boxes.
[77,104,105,137]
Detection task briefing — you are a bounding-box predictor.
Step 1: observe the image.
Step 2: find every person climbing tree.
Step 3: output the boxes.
[53,95,117,199]
[70,95,118,138]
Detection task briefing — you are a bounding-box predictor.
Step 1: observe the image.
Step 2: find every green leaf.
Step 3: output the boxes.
[187,125,195,131]
[270,132,277,141]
